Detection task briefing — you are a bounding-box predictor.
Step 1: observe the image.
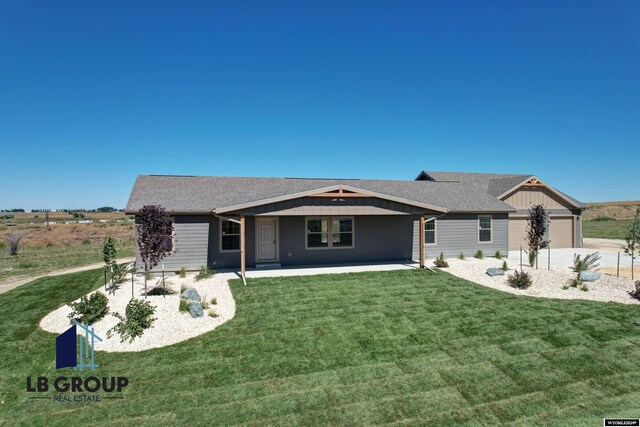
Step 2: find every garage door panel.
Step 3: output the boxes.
[549,217,573,249]
[508,218,528,251]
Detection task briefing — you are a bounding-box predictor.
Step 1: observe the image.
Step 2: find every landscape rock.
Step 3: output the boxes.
[181,287,201,302]
[579,271,601,282]
[486,268,505,277]
[188,301,204,318]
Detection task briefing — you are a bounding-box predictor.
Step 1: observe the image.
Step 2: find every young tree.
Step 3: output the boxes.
[625,208,640,281]
[136,205,173,296]
[6,232,22,256]
[102,235,117,267]
[526,204,549,268]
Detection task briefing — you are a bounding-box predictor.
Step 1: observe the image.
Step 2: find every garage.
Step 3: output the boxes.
[549,216,574,248]
[508,217,528,250]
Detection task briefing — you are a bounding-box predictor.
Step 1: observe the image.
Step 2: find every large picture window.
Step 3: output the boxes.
[424,217,436,245]
[306,217,354,249]
[478,215,492,243]
[220,219,240,251]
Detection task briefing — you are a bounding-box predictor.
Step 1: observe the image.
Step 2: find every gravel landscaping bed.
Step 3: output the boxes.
[444,256,639,305]
[39,272,236,352]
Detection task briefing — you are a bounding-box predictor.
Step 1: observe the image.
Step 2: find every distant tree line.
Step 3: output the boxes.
[0,209,25,212]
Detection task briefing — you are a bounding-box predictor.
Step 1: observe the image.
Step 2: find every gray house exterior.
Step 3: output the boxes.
[125,171,586,274]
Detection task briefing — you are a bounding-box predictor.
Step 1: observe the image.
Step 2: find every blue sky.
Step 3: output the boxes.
[0,1,638,209]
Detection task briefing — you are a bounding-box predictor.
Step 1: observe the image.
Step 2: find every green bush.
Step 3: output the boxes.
[501,260,508,271]
[195,265,214,281]
[179,267,186,278]
[210,297,217,305]
[108,299,156,343]
[629,281,640,300]
[46,242,54,248]
[68,292,109,325]
[200,294,210,309]
[433,252,449,268]
[474,250,483,259]
[81,239,91,245]
[528,249,537,267]
[495,251,502,259]
[573,252,601,272]
[111,263,131,284]
[458,252,465,260]
[507,270,532,289]
[592,216,614,222]
[179,297,190,312]
[180,284,187,294]
[147,285,176,296]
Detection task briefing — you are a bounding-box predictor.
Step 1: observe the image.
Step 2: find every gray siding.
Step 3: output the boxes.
[277,215,415,266]
[137,215,209,272]
[208,216,256,269]
[412,213,509,259]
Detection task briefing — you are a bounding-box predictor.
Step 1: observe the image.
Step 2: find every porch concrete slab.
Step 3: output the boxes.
[221,261,421,279]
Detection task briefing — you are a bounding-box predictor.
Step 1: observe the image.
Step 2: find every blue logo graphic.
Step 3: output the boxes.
[56,320,103,371]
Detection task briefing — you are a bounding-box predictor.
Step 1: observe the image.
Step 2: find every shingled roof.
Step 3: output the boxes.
[125,175,517,214]
[417,170,586,208]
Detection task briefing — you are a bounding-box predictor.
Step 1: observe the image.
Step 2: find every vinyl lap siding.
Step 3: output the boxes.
[412,213,509,260]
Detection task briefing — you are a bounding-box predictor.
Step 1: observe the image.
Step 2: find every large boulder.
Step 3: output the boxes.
[188,301,204,318]
[579,271,601,282]
[486,268,505,277]
[181,287,201,302]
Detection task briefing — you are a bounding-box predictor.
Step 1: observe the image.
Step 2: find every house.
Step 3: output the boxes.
[124,171,586,276]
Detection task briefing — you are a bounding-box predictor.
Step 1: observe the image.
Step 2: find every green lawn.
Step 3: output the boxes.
[583,219,632,239]
[2,269,640,425]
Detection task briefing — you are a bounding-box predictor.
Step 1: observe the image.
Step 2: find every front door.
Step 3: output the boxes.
[256,217,277,262]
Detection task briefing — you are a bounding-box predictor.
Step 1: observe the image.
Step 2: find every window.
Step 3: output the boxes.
[306,217,354,249]
[479,215,492,243]
[220,219,240,251]
[424,217,436,245]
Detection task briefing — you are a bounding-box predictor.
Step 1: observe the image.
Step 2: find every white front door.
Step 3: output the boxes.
[256,218,277,262]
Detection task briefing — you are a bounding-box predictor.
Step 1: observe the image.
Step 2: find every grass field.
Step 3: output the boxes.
[2,269,640,425]
[583,219,633,240]
[0,212,135,281]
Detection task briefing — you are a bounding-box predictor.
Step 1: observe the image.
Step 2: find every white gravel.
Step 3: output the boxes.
[39,272,236,352]
[444,256,639,305]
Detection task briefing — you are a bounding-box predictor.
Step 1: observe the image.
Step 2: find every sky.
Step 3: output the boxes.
[0,0,638,209]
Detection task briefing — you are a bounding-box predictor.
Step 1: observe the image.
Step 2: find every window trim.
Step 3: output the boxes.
[478,215,493,244]
[219,218,241,253]
[424,216,437,246]
[305,216,355,250]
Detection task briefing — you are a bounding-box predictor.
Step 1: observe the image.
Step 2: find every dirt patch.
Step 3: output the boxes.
[599,266,640,281]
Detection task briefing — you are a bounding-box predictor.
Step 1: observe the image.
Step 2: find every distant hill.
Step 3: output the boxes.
[584,201,640,221]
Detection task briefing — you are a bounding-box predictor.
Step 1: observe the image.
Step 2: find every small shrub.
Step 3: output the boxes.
[81,239,91,245]
[195,265,214,281]
[569,277,582,288]
[46,242,54,248]
[458,252,465,260]
[68,292,109,325]
[111,263,131,284]
[573,252,601,273]
[200,294,210,309]
[147,286,176,296]
[501,260,508,271]
[210,297,217,305]
[580,283,589,292]
[528,249,537,267]
[507,270,532,289]
[592,216,614,222]
[180,284,187,294]
[629,281,640,300]
[6,232,22,256]
[179,267,186,278]
[145,271,153,281]
[179,297,190,312]
[561,283,570,290]
[495,251,502,259]
[18,260,37,269]
[207,308,219,318]
[474,250,483,259]
[433,252,449,268]
[0,241,5,250]
[108,299,157,343]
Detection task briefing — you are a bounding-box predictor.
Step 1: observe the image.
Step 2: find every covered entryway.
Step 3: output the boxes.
[508,217,528,250]
[256,217,278,262]
[549,216,574,248]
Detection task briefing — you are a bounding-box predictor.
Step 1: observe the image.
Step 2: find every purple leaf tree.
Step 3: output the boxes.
[136,205,173,296]
[526,204,549,268]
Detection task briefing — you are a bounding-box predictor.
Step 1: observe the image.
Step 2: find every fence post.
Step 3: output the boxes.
[520,246,523,271]
[548,246,551,271]
[104,268,107,292]
[617,252,620,278]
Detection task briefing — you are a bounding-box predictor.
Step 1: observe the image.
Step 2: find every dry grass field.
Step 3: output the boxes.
[583,201,640,240]
[0,211,135,282]
[584,200,640,221]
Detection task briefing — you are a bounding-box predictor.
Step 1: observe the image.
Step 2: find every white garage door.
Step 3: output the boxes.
[508,218,528,250]
[549,216,574,248]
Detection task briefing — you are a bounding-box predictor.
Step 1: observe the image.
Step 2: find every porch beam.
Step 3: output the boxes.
[213,214,242,224]
[419,215,425,269]
[240,215,247,286]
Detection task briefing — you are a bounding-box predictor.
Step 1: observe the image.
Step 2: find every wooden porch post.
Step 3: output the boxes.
[240,215,247,286]
[419,214,425,269]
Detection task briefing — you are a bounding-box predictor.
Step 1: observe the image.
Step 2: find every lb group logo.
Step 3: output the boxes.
[26,320,129,403]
